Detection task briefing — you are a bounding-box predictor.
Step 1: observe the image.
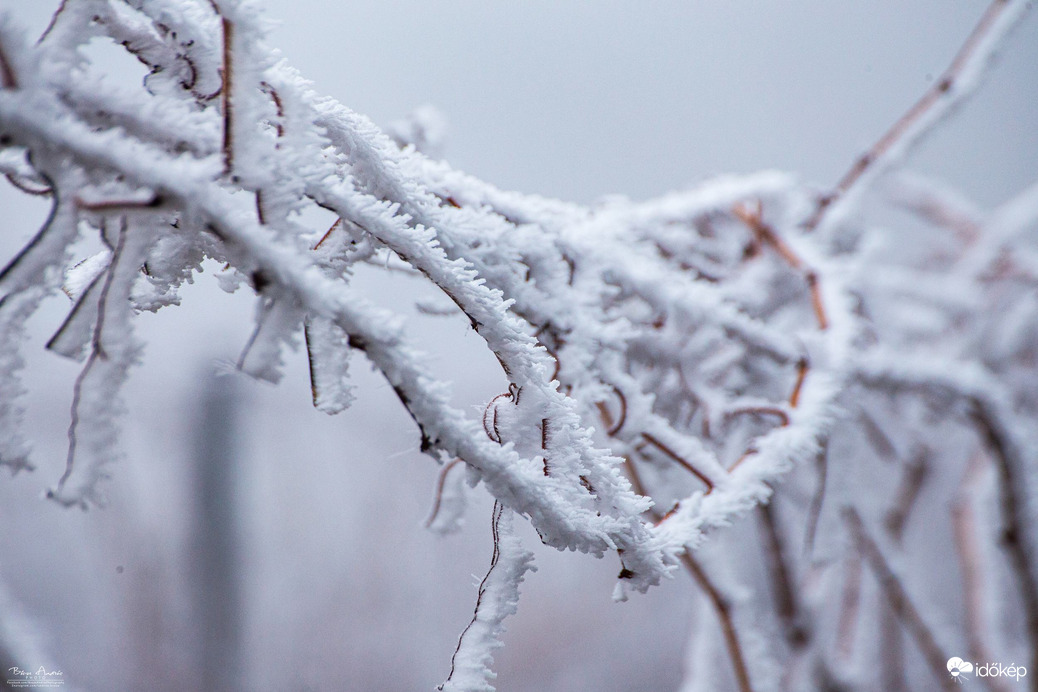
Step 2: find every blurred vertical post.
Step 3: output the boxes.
[189,375,244,692]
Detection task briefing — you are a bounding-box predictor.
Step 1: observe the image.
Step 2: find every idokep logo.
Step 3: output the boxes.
[948,657,974,682]
[947,656,1028,683]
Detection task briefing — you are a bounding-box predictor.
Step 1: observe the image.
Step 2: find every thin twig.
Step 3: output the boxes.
[0,38,17,90]
[441,501,504,688]
[0,170,60,287]
[4,172,52,196]
[834,556,862,662]
[312,219,342,250]
[220,16,234,175]
[803,446,829,558]
[842,507,956,691]
[424,458,464,529]
[884,450,928,542]
[952,453,1010,692]
[758,499,807,648]
[640,432,714,491]
[789,357,809,408]
[971,400,1038,692]
[595,384,628,436]
[804,0,1019,231]
[624,455,752,690]
[51,218,129,502]
[680,552,755,692]
[734,203,828,330]
[725,405,790,428]
[37,0,70,45]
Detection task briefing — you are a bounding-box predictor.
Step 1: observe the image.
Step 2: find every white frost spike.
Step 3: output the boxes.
[236,294,303,384]
[62,250,112,302]
[304,315,355,414]
[438,503,536,692]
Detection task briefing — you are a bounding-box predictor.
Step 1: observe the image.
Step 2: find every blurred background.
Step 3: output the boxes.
[0,1,1035,690]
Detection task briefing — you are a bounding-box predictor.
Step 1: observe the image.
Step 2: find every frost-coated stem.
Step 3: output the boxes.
[438,502,535,692]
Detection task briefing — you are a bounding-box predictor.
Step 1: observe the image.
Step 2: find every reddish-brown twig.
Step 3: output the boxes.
[971,400,1038,690]
[789,357,809,408]
[734,203,829,330]
[884,451,928,542]
[260,81,285,139]
[725,406,790,428]
[595,385,628,436]
[624,456,751,689]
[0,38,17,90]
[312,219,342,250]
[220,16,234,175]
[76,195,164,212]
[424,458,464,529]
[481,392,510,444]
[50,218,129,504]
[37,0,70,45]
[640,432,714,491]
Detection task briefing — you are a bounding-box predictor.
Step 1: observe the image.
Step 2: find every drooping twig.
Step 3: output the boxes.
[0,170,60,289]
[595,384,628,436]
[442,501,504,687]
[51,218,129,504]
[3,172,51,196]
[424,458,464,529]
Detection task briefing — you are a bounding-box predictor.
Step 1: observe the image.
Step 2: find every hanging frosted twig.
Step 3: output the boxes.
[438,502,535,692]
